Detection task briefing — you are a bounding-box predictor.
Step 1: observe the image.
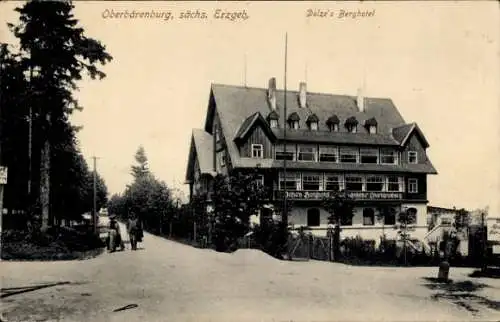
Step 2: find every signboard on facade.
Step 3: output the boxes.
[487,217,500,243]
[276,190,403,201]
[0,167,7,184]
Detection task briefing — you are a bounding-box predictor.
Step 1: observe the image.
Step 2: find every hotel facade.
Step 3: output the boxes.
[185,78,438,243]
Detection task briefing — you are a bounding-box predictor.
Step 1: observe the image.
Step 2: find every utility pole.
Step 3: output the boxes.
[27,65,33,199]
[92,156,98,235]
[282,33,289,257]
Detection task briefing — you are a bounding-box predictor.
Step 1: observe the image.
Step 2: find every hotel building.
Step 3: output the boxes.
[185,78,438,243]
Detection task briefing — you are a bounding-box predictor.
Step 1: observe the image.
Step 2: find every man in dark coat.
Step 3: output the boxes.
[126,212,143,250]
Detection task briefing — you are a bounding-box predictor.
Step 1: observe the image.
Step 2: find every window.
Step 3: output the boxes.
[408,151,418,164]
[340,215,353,226]
[309,122,318,131]
[360,148,378,164]
[363,208,375,226]
[328,123,339,132]
[219,151,226,167]
[289,120,299,130]
[340,147,358,163]
[307,208,320,227]
[408,178,418,193]
[279,172,300,191]
[380,148,398,164]
[369,125,377,134]
[325,175,342,191]
[270,119,278,128]
[275,144,295,161]
[366,176,384,191]
[251,144,263,158]
[387,176,402,192]
[384,207,397,225]
[345,176,363,191]
[402,207,417,225]
[215,127,220,142]
[298,145,317,162]
[302,174,321,191]
[319,146,338,162]
[346,124,357,133]
[253,175,264,188]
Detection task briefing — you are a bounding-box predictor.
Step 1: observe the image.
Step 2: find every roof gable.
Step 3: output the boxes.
[392,122,430,148]
[185,129,215,182]
[234,112,277,143]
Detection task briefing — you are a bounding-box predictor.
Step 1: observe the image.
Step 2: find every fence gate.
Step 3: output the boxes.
[311,236,329,261]
[287,235,310,261]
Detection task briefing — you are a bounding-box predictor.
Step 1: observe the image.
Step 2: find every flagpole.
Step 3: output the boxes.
[283,33,288,250]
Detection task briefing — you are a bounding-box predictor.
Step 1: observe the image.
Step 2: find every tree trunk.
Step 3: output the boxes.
[39,136,50,232]
[333,225,341,261]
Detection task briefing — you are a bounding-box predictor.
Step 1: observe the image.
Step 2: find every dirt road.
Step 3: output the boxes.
[2,225,499,321]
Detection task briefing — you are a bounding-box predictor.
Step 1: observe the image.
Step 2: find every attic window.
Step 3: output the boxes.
[345,117,358,133]
[326,115,340,132]
[215,127,221,142]
[364,117,378,134]
[267,111,279,129]
[306,114,319,131]
[287,112,300,130]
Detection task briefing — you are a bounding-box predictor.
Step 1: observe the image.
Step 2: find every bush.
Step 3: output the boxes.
[341,236,376,259]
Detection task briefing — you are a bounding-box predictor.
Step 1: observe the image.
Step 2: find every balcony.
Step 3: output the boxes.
[274,190,404,201]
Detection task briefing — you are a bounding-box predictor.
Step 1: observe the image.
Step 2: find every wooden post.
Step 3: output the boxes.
[481,212,487,272]
[0,184,4,253]
[193,221,197,245]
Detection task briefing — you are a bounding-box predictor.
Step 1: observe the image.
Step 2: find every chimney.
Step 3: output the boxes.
[267,77,277,110]
[299,82,307,108]
[357,87,365,112]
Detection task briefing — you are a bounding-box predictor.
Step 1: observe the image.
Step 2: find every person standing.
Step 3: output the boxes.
[108,214,125,252]
[127,212,142,250]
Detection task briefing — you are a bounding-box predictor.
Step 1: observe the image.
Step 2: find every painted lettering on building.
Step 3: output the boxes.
[276,190,403,201]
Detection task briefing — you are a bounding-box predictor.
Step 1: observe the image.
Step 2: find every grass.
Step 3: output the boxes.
[1,226,105,261]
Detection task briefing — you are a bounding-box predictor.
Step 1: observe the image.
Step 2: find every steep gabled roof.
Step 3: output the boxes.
[234,112,277,143]
[207,83,430,171]
[392,122,430,148]
[185,129,215,183]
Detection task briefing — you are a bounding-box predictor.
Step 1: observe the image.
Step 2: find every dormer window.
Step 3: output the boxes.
[326,115,340,132]
[306,114,319,131]
[364,117,378,134]
[346,124,357,133]
[287,112,300,130]
[345,116,358,133]
[215,127,221,142]
[267,110,279,129]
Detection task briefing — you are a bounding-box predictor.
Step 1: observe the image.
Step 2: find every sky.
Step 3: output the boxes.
[0,1,498,214]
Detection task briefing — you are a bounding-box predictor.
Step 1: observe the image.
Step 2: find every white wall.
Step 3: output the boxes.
[288,203,429,245]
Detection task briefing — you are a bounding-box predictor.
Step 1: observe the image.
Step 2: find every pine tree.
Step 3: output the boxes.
[131,145,150,179]
[7,1,112,231]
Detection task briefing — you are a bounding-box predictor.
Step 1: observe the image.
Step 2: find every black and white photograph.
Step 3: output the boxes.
[0,1,499,321]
